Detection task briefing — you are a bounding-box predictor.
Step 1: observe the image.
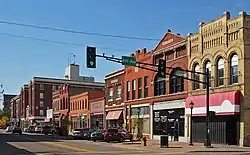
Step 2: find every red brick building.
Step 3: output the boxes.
[69,91,104,130]
[89,97,105,129]
[104,69,125,129]
[20,84,29,128]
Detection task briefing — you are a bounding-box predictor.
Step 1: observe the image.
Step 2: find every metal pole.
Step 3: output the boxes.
[137,107,140,139]
[189,107,193,146]
[205,68,211,147]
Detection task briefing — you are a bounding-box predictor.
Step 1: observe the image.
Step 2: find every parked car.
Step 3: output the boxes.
[35,126,43,133]
[6,126,13,132]
[90,129,106,142]
[72,128,88,139]
[27,126,36,133]
[118,128,132,141]
[103,128,124,143]
[42,126,56,135]
[12,127,22,134]
[85,129,96,140]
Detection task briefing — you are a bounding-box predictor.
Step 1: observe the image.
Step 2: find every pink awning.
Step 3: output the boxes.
[106,110,122,120]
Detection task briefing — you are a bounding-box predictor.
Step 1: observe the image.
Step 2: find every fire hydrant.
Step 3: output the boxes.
[143,136,147,146]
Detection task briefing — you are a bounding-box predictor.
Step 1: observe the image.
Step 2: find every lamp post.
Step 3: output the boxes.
[136,107,140,139]
[189,101,194,146]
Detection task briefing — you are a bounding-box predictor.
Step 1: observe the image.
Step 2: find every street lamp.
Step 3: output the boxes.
[189,101,194,146]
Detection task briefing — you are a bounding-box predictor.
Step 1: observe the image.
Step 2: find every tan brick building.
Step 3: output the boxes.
[186,11,250,146]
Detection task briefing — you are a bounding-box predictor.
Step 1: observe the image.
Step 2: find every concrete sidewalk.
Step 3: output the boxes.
[110,140,250,154]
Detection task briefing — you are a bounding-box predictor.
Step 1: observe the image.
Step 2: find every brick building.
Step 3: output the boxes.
[151,30,188,141]
[185,11,250,146]
[89,97,105,129]
[52,82,104,130]
[104,69,125,129]
[20,85,29,128]
[69,91,104,130]
[10,95,20,125]
[124,48,154,137]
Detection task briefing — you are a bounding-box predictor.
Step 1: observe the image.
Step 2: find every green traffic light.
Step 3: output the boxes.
[90,61,94,66]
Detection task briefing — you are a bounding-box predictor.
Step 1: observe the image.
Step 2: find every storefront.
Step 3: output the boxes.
[151,99,186,142]
[185,90,241,145]
[90,98,105,129]
[106,110,124,128]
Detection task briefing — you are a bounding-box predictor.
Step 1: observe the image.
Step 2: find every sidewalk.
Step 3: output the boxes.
[110,139,250,154]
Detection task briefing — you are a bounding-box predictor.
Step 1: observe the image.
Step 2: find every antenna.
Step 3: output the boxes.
[67,52,76,65]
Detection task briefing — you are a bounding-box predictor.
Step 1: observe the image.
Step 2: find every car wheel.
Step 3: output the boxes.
[119,137,123,142]
[93,140,96,142]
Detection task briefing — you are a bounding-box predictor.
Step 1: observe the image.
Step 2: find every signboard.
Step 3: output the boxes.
[122,56,136,66]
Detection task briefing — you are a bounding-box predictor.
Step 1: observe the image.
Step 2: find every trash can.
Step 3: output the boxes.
[160,135,169,148]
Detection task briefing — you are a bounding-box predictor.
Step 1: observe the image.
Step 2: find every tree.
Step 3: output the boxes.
[131,117,144,143]
[0,116,9,128]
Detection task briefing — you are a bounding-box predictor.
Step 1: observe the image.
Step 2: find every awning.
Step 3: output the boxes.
[106,110,122,120]
[185,90,241,116]
[44,118,50,122]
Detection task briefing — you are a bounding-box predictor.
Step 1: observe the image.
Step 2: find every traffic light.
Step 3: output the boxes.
[158,59,166,78]
[86,46,96,68]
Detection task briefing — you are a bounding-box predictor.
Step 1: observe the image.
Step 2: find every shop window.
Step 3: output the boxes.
[116,85,122,100]
[40,101,44,107]
[40,92,44,99]
[126,81,130,100]
[132,80,136,100]
[138,78,142,99]
[170,68,184,94]
[154,74,166,96]
[39,110,44,116]
[230,54,239,84]
[131,106,149,116]
[108,88,113,101]
[144,76,148,98]
[40,84,44,91]
[192,64,200,90]
[203,61,211,88]
[217,57,224,86]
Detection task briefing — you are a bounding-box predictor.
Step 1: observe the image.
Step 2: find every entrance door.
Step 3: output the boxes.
[226,116,238,145]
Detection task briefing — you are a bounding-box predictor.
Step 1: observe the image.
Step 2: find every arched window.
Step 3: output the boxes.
[217,58,224,86]
[204,61,211,88]
[170,68,184,94]
[154,74,166,96]
[230,54,238,84]
[192,64,200,90]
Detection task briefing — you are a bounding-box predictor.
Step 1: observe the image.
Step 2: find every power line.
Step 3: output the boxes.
[0,32,129,52]
[0,20,160,41]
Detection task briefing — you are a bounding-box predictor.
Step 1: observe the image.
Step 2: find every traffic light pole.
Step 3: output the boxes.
[92,52,211,147]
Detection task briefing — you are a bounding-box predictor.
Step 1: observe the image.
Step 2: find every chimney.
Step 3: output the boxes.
[199,22,204,27]
[136,50,140,55]
[142,48,147,54]
[239,11,246,16]
[224,11,230,19]
[167,29,171,32]
[130,53,135,57]
[187,33,193,36]
[177,33,180,36]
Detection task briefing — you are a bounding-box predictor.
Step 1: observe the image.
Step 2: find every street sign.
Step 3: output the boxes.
[122,56,136,66]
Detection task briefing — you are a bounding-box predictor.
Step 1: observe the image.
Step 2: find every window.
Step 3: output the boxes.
[217,58,224,86]
[144,76,148,98]
[126,81,130,100]
[230,54,238,84]
[138,78,142,99]
[204,61,211,88]
[40,101,44,107]
[39,110,44,116]
[132,80,136,100]
[40,84,44,90]
[40,92,44,99]
[154,74,166,96]
[192,64,200,90]
[131,106,150,116]
[116,85,122,100]
[170,68,184,94]
[108,88,113,101]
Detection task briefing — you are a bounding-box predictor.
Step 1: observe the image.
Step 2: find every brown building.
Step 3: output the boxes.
[69,91,104,131]
[185,11,250,146]
[89,97,105,129]
[104,69,125,129]
[52,82,104,130]
[10,95,20,125]
[20,84,29,128]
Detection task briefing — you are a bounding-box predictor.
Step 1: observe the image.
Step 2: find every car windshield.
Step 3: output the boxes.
[107,129,118,132]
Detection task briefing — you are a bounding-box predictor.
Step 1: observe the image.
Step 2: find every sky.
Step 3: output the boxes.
[0,0,249,97]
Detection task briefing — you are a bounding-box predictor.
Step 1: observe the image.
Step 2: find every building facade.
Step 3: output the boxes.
[104,69,125,129]
[10,95,20,125]
[89,97,105,129]
[69,91,104,131]
[186,11,250,146]
[124,48,153,138]
[151,31,188,142]
[20,85,29,129]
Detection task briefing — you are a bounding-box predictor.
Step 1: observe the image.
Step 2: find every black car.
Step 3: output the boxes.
[42,126,57,135]
[12,127,22,134]
[90,129,106,142]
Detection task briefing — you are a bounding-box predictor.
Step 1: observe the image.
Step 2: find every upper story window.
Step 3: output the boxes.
[138,78,142,99]
[217,58,224,86]
[204,61,211,88]
[170,68,184,94]
[40,84,44,90]
[144,76,148,98]
[116,85,122,100]
[230,54,238,84]
[40,92,44,99]
[154,74,166,96]
[132,80,136,100]
[192,64,200,90]
[108,88,113,101]
[126,81,130,101]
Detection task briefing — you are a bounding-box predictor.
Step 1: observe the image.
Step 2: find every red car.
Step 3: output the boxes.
[103,128,132,143]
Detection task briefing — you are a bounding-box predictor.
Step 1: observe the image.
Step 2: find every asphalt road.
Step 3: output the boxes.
[1,129,250,155]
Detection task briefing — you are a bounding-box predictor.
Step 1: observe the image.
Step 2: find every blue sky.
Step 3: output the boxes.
[0,0,249,95]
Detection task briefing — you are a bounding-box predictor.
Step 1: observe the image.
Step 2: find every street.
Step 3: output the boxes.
[1,130,250,155]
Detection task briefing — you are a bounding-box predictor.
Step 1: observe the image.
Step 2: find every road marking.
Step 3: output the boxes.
[41,141,94,152]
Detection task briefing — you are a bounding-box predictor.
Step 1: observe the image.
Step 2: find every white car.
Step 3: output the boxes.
[35,126,43,133]
[6,126,13,132]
